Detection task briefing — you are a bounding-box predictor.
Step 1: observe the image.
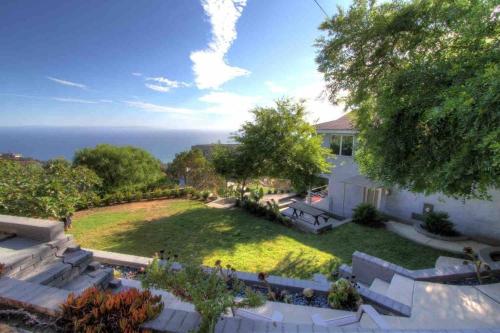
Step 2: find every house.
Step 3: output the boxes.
[315,113,500,245]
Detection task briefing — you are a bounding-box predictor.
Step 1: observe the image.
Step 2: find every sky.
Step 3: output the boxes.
[0,0,350,130]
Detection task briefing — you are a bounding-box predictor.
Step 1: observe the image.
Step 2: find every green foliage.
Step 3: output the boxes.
[212,145,258,200]
[316,0,500,199]
[327,278,361,311]
[0,159,101,220]
[423,211,457,236]
[74,144,164,193]
[237,198,293,227]
[167,149,223,191]
[234,99,331,193]
[58,286,163,333]
[351,203,382,226]
[142,258,264,333]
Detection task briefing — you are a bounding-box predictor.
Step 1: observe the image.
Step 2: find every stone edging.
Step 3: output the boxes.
[414,222,469,242]
[86,248,331,295]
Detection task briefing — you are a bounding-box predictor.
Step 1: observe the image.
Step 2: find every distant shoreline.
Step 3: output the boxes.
[0,127,232,163]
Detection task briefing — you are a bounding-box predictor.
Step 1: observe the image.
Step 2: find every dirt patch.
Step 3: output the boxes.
[74,199,183,218]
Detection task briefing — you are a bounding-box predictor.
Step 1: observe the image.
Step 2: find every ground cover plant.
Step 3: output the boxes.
[142,257,264,333]
[58,287,163,333]
[72,199,455,278]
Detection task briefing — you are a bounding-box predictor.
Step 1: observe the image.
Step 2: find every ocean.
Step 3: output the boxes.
[0,127,232,162]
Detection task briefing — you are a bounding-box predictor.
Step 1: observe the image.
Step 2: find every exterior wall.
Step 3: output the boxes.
[320,132,500,245]
[383,188,500,245]
[327,155,364,218]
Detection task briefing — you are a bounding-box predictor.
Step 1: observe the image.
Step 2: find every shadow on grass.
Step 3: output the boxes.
[76,202,454,277]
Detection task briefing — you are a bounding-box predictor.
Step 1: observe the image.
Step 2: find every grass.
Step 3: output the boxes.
[72,199,455,279]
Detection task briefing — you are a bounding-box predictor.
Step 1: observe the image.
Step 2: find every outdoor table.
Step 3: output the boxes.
[288,201,329,225]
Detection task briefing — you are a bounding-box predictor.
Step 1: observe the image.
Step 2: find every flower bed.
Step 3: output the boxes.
[106,263,331,308]
[414,222,469,241]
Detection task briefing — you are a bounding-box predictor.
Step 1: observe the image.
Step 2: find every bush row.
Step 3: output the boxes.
[236,198,293,227]
[76,187,211,211]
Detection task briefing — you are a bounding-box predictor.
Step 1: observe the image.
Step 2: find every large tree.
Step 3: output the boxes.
[212,145,258,199]
[234,99,331,192]
[74,144,164,192]
[316,0,500,199]
[167,148,222,190]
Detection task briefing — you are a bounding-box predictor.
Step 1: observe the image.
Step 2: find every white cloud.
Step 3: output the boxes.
[124,100,193,114]
[198,91,259,115]
[144,77,190,93]
[99,99,113,103]
[47,76,87,89]
[52,97,98,104]
[190,0,250,89]
[291,75,345,124]
[265,81,287,94]
[131,72,143,77]
[125,91,260,129]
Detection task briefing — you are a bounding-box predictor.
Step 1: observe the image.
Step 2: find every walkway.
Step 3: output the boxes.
[383,281,500,329]
[385,221,488,254]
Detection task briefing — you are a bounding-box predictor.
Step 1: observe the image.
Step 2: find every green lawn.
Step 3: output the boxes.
[72,199,454,279]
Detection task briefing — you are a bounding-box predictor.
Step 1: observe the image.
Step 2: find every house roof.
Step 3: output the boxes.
[315,113,355,131]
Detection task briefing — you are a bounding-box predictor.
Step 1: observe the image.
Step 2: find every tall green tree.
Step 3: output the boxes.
[167,149,222,190]
[316,0,500,199]
[0,159,101,220]
[234,99,331,192]
[212,145,258,199]
[74,144,164,192]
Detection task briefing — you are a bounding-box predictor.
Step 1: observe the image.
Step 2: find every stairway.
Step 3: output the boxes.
[368,274,415,307]
[0,230,113,316]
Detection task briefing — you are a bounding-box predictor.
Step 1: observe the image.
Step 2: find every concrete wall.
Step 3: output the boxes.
[383,188,500,245]
[321,136,500,244]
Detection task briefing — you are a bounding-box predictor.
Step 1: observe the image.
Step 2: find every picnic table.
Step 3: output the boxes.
[288,201,329,225]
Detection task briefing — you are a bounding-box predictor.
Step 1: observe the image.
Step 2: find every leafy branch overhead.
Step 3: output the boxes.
[316,0,500,199]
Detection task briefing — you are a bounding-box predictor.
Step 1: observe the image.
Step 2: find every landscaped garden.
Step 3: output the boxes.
[72,199,455,279]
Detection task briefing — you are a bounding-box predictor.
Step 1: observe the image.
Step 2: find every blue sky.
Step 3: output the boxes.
[0,0,349,130]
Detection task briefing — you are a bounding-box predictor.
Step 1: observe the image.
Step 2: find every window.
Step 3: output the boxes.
[330,135,341,155]
[341,136,354,156]
[330,135,355,156]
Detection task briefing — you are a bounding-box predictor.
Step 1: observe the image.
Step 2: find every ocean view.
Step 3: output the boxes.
[0,127,231,162]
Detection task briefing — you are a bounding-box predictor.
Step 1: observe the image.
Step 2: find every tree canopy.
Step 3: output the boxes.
[167,148,222,190]
[316,0,500,199]
[212,145,259,199]
[0,159,101,220]
[225,99,331,193]
[74,144,164,192]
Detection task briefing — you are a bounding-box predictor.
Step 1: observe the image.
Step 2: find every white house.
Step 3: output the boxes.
[315,113,500,245]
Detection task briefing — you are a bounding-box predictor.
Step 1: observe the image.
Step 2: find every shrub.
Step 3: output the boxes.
[58,286,163,333]
[424,211,457,236]
[352,203,381,226]
[142,258,264,333]
[328,278,361,311]
[202,191,210,201]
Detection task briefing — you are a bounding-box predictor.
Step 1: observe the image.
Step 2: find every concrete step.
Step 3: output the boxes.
[0,277,70,316]
[23,250,93,287]
[2,235,75,278]
[386,274,414,307]
[4,245,59,279]
[369,278,390,295]
[25,259,72,285]
[435,256,467,269]
[61,267,113,294]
